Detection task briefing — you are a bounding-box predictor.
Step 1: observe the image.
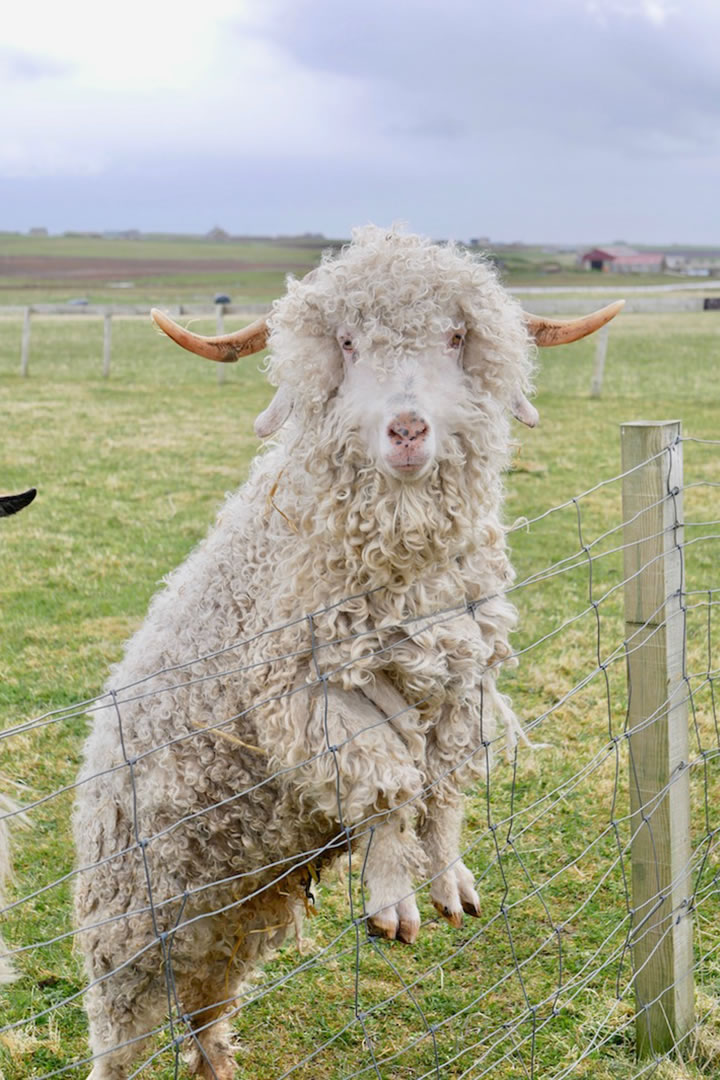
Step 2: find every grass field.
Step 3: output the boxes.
[2,233,718,307]
[1,303,720,1079]
[0,234,328,307]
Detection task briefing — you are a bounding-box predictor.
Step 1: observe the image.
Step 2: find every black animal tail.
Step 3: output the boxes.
[0,488,37,517]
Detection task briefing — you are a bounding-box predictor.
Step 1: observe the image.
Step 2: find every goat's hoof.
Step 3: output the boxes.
[368,898,420,944]
[396,913,420,944]
[432,900,463,929]
[368,913,397,940]
[430,861,480,928]
[461,897,481,918]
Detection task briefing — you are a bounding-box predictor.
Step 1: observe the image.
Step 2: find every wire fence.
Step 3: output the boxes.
[1,427,719,1079]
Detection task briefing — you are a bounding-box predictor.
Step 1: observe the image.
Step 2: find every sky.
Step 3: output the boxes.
[1,0,719,244]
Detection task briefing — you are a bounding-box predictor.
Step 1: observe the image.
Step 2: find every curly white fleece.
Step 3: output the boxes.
[72,226,535,1079]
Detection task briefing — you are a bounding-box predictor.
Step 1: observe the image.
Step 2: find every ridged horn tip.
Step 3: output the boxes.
[525,299,625,347]
[150,308,269,362]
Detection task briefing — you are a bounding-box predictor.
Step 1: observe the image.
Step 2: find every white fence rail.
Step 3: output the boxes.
[3,299,717,394]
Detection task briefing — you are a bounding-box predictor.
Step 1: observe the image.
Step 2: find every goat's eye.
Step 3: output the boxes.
[449,332,464,349]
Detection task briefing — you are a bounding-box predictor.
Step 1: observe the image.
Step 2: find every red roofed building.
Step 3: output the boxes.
[581,246,665,273]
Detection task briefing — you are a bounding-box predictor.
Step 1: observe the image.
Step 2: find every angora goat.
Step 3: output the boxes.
[73,227,622,1079]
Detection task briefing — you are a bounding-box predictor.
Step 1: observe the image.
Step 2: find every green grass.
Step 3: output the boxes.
[1,310,719,1079]
[4,233,716,307]
[0,233,326,263]
[505,270,696,288]
[0,271,300,307]
[0,233,328,306]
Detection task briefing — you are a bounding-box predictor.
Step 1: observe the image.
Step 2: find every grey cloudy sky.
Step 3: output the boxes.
[1,0,718,243]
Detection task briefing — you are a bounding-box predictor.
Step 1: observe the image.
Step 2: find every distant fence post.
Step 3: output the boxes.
[590,324,610,397]
[103,311,113,378]
[621,420,694,1059]
[215,303,226,386]
[20,307,32,376]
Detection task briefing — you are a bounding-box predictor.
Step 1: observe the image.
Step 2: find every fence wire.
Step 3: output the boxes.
[1,434,719,1079]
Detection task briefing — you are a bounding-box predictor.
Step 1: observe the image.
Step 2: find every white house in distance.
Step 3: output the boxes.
[662,249,720,276]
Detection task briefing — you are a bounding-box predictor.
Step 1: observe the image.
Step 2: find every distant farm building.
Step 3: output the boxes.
[580,246,665,274]
[663,250,720,276]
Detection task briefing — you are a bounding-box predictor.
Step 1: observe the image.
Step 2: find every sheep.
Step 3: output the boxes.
[72,226,622,1079]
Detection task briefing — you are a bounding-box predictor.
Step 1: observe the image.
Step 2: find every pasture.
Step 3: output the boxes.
[0,234,326,307]
[3,233,718,308]
[1,303,720,1079]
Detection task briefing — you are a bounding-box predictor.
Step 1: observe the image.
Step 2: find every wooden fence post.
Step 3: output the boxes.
[103,311,113,378]
[215,303,226,385]
[590,324,610,397]
[621,420,694,1058]
[20,307,32,376]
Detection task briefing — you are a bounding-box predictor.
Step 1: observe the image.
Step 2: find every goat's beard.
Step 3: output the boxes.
[289,430,504,598]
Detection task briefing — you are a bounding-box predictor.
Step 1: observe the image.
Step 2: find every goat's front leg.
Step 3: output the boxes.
[281,681,427,943]
[358,803,426,943]
[418,672,499,929]
[420,797,480,928]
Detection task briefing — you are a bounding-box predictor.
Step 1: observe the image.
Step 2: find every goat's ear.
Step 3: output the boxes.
[511,391,539,428]
[254,385,294,439]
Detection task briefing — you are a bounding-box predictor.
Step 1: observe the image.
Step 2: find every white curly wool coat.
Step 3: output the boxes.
[74,228,535,1079]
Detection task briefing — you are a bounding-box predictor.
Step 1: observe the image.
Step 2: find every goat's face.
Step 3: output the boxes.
[333,323,469,481]
[149,226,623,475]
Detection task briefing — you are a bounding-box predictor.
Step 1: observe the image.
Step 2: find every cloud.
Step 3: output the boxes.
[586,0,679,26]
[235,0,720,158]
[0,47,73,81]
[0,0,718,242]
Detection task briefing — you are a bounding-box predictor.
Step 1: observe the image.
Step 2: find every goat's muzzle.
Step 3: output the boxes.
[384,411,432,476]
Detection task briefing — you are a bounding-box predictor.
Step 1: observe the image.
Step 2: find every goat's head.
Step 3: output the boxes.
[152,227,622,482]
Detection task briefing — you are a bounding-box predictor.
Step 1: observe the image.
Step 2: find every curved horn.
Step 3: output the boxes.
[524,300,625,347]
[254,386,294,439]
[151,309,269,362]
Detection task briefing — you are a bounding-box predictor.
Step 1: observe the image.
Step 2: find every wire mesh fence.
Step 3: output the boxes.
[1,426,719,1079]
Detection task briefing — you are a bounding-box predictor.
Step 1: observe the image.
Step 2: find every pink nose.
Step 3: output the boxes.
[387,411,429,448]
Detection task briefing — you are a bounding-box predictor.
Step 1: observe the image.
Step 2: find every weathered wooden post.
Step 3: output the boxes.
[103,311,113,378]
[20,307,32,376]
[590,324,610,397]
[215,303,226,386]
[621,420,694,1059]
